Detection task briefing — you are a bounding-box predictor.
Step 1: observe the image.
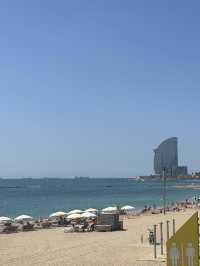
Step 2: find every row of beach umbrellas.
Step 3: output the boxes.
[102,205,135,212]
[49,208,98,219]
[49,210,97,219]
[0,215,33,223]
[0,205,135,223]
[50,205,135,217]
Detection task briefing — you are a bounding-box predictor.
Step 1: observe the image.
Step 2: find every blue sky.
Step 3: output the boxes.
[0,0,200,177]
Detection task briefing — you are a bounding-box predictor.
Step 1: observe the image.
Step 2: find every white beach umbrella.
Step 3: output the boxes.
[102,206,118,213]
[85,208,97,213]
[67,213,82,220]
[15,215,33,222]
[81,212,97,218]
[0,216,12,223]
[49,211,68,218]
[121,205,135,211]
[67,209,83,215]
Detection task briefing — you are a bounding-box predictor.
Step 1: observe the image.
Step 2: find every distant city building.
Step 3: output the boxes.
[154,137,188,177]
[154,137,178,176]
[174,166,188,176]
[192,172,200,179]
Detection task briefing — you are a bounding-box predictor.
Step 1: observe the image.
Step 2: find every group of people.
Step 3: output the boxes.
[0,220,35,233]
[141,205,161,214]
[63,217,97,233]
[70,218,97,232]
[141,198,200,215]
[0,216,98,234]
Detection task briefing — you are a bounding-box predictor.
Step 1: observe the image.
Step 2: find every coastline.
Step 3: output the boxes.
[1,177,200,218]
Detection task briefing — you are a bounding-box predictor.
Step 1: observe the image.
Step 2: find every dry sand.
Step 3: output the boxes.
[0,209,196,266]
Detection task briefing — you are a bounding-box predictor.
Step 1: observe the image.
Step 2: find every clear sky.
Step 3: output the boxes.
[0,0,200,177]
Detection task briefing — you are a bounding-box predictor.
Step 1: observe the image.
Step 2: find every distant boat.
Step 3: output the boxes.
[129,176,145,182]
[74,176,90,180]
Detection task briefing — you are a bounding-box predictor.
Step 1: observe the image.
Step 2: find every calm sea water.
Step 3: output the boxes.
[0,178,199,218]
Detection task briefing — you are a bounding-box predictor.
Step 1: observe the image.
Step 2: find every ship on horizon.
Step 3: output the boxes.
[129,176,145,182]
[74,176,90,180]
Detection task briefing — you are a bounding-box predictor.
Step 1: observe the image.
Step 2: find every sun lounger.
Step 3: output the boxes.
[64,226,74,233]
[41,221,52,229]
[0,224,18,233]
[74,224,84,232]
[22,223,35,231]
[151,209,161,214]
[95,225,112,232]
[34,223,43,230]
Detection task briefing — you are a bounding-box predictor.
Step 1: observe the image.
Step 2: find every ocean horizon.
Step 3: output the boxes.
[0,178,199,218]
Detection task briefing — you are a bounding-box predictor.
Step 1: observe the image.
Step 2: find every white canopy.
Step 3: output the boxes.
[49,211,68,218]
[85,208,97,213]
[15,215,33,222]
[0,216,12,223]
[81,212,97,218]
[102,206,118,213]
[121,205,135,211]
[67,209,83,215]
[67,213,82,219]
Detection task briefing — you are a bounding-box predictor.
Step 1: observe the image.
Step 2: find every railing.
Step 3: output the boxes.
[151,218,176,259]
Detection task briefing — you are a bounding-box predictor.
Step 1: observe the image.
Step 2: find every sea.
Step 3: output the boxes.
[0,178,199,218]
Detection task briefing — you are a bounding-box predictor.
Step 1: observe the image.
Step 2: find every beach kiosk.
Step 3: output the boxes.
[96,213,123,232]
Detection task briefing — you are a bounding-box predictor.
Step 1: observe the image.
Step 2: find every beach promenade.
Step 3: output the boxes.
[0,209,195,266]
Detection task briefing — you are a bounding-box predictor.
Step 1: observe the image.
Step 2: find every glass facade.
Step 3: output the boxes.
[154,137,178,175]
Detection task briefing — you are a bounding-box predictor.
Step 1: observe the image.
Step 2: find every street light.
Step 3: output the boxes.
[163,168,166,215]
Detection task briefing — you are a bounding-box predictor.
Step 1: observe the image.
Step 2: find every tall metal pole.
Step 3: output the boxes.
[154,224,157,259]
[166,220,170,240]
[173,219,175,236]
[160,222,163,255]
[163,168,166,215]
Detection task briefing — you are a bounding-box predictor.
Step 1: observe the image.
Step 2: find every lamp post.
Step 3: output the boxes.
[163,168,166,215]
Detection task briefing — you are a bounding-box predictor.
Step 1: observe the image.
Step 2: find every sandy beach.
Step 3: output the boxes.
[0,209,196,266]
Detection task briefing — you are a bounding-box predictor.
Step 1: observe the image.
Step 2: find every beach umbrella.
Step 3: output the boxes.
[81,212,97,218]
[15,215,33,222]
[49,211,68,218]
[67,213,82,220]
[67,209,83,215]
[121,205,135,211]
[84,208,97,213]
[101,206,118,213]
[0,216,12,223]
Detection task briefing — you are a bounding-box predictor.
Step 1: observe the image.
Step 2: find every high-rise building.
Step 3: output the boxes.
[154,137,178,176]
[174,166,188,176]
[154,137,188,176]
